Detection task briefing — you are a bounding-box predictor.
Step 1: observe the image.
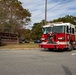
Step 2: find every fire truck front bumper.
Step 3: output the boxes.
[39,43,68,49]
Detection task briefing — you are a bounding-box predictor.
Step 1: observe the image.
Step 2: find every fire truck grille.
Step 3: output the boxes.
[47,35,56,43]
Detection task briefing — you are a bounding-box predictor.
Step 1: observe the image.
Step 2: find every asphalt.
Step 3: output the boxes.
[0,49,76,75]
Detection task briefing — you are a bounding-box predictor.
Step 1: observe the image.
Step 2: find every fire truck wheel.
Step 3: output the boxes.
[68,44,73,51]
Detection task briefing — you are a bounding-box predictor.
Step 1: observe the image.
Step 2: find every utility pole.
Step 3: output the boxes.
[45,0,47,25]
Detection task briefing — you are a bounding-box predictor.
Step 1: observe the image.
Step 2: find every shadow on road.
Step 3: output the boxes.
[62,65,73,75]
[40,49,72,53]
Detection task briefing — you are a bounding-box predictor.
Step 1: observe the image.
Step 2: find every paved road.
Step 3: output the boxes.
[0,49,76,75]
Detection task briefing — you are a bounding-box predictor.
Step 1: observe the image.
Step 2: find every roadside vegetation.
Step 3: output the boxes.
[0,43,39,49]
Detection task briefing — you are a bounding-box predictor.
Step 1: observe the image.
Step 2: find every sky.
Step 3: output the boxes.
[18,0,76,28]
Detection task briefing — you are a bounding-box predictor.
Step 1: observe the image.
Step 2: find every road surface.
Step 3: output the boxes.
[0,49,76,75]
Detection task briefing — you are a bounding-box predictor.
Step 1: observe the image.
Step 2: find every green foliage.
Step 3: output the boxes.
[18,28,31,41]
[51,15,76,25]
[31,22,42,40]
[24,29,31,40]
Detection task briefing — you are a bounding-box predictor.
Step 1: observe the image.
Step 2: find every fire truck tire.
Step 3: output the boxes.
[72,46,76,50]
[68,44,73,51]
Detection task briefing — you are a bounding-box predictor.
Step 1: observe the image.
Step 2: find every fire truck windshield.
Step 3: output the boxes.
[53,26,64,33]
[42,27,52,34]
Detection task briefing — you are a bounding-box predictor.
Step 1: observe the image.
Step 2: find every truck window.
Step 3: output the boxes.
[52,26,64,33]
[72,28,74,34]
[70,27,72,33]
[66,26,69,33]
[42,27,52,34]
[69,27,74,34]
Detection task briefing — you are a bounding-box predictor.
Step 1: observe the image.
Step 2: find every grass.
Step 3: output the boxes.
[0,43,39,49]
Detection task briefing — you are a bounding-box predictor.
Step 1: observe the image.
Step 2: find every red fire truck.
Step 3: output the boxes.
[39,22,76,51]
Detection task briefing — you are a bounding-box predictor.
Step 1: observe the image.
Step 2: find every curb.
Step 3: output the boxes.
[0,48,42,50]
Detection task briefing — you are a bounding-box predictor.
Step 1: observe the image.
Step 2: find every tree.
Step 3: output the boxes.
[24,29,31,40]
[0,0,31,33]
[31,22,42,40]
[51,15,76,25]
[18,28,31,41]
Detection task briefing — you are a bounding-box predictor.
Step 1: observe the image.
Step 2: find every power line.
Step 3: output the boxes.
[47,0,69,11]
[30,0,69,24]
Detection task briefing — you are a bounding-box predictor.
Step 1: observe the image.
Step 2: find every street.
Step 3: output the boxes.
[0,49,76,75]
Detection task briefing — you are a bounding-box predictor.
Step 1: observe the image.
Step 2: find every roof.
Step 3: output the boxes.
[43,23,54,28]
[54,23,75,28]
[43,22,75,28]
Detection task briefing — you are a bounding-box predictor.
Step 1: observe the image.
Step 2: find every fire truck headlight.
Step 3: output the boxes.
[58,37,65,40]
[41,38,45,40]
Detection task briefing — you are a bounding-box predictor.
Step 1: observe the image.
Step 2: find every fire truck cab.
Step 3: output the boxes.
[39,22,76,51]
